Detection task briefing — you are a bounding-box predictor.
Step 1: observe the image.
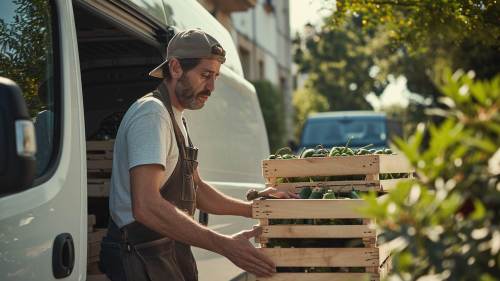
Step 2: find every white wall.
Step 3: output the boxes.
[231,0,294,140]
[231,0,290,82]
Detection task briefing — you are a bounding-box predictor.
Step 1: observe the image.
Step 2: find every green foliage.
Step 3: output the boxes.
[0,0,53,117]
[252,80,286,152]
[325,0,500,100]
[333,0,500,55]
[362,70,500,280]
[292,87,329,139]
[325,0,500,135]
[293,16,386,111]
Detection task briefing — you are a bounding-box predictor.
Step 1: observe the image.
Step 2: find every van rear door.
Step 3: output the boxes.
[0,0,86,280]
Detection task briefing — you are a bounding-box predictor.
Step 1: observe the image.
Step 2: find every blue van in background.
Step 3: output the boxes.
[299,111,402,150]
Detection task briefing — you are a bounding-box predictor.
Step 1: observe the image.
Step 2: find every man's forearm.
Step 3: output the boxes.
[196,181,252,218]
[134,194,227,254]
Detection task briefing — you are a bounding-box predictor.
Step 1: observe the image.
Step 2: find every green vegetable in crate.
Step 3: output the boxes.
[308,187,325,199]
[299,186,312,199]
[330,136,355,156]
[349,189,360,199]
[328,146,343,157]
[355,148,369,155]
[354,144,374,155]
[291,176,311,183]
[344,148,354,155]
[311,145,329,157]
[300,148,316,158]
[269,147,297,160]
[384,148,393,154]
[276,177,286,184]
[359,143,374,150]
[322,189,336,199]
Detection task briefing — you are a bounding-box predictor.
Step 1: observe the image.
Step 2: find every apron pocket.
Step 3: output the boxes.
[132,238,185,281]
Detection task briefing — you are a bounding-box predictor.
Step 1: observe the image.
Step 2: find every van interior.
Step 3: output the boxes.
[73,2,164,277]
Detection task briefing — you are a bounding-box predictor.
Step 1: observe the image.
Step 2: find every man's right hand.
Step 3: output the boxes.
[219,227,276,277]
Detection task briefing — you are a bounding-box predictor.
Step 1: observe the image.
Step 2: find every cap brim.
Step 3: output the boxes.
[149,59,169,78]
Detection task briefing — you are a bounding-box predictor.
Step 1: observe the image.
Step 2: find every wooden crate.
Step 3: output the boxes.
[253,155,408,281]
[253,199,391,281]
[87,141,114,197]
[88,178,110,197]
[88,214,96,233]
[263,154,414,193]
[87,140,114,174]
[87,228,107,275]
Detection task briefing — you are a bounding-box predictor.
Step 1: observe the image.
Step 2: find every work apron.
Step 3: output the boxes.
[99,83,199,281]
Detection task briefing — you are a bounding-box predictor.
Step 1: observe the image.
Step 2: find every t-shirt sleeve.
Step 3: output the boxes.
[126,112,170,170]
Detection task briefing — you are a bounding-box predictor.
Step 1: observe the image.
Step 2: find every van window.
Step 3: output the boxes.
[301,118,388,148]
[0,0,59,178]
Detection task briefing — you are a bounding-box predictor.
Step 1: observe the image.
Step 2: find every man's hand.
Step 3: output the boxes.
[265,187,300,199]
[246,187,300,200]
[219,227,276,277]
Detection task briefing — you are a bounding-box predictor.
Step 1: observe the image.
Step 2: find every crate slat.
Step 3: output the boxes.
[263,155,380,178]
[268,180,382,193]
[255,273,378,281]
[379,178,408,191]
[87,160,113,170]
[87,152,113,160]
[378,154,414,173]
[261,225,375,239]
[379,255,392,279]
[253,199,368,219]
[88,215,96,227]
[86,141,115,152]
[87,241,101,258]
[378,236,405,267]
[259,248,379,267]
[88,179,110,197]
[263,154,413,179]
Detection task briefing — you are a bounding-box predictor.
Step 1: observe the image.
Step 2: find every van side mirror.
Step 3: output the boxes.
[0,77,37,195]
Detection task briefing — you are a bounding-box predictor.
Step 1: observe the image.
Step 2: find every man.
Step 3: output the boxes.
[99,29,288,281]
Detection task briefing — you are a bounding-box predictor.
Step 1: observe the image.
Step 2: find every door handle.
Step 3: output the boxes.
[198,211,209,226]
[52,233,75,278]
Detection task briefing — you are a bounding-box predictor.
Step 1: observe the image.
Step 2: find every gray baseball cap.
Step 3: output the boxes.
[149,29,226,78]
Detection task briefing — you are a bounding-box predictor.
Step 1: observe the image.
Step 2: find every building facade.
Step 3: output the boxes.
[197,0,294,141]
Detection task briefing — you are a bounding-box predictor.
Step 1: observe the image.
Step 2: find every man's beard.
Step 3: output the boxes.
[175,75,211,110]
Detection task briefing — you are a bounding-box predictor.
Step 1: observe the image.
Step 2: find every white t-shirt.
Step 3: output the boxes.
[109,95,188,227]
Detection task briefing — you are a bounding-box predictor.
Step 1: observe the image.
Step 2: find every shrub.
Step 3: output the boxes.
[292,87,329,140]
[252,80,286,152]
[363,69,500,280]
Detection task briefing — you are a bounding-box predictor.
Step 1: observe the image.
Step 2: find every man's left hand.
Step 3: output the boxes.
[246,187,299,200]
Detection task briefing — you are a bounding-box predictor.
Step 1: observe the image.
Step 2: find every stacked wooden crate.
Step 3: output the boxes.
[87,215,107,275]
[86,141,113,280]
[86,140,114,198]
[252,154,413,281]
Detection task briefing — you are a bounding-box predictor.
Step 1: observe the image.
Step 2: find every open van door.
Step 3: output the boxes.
[0,1,87,280]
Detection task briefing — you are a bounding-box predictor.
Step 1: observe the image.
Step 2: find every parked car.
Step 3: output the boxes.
[299,111,403,151]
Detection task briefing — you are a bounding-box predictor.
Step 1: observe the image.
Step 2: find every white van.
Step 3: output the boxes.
[0,1,269,280]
